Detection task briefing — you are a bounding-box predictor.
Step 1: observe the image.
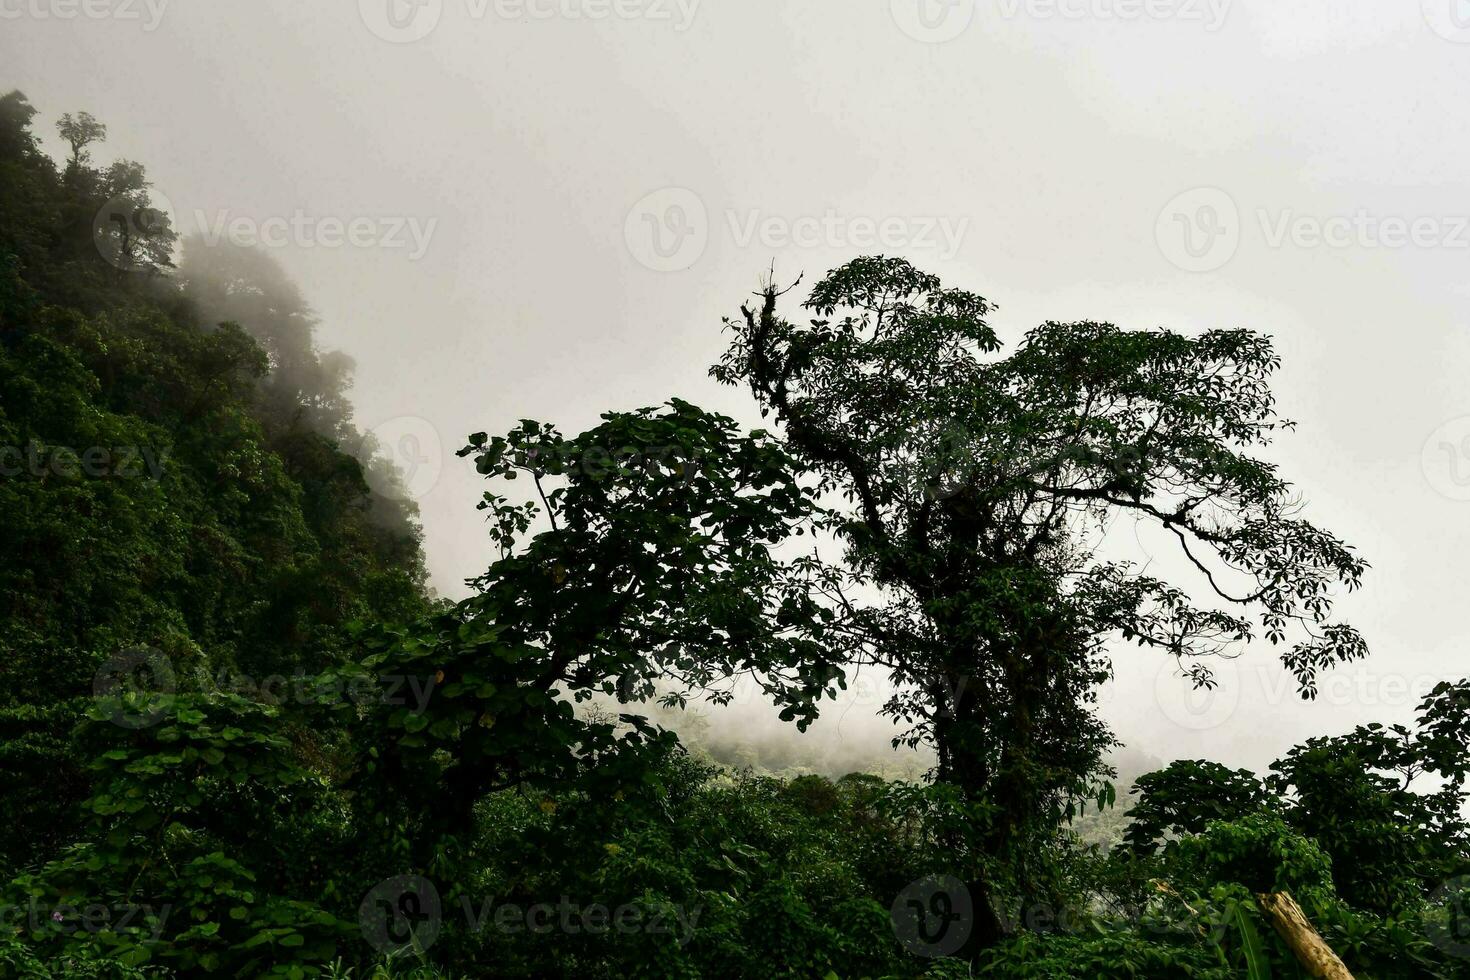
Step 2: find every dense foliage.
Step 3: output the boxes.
[0,89,427,879]
[3,91,1470,978]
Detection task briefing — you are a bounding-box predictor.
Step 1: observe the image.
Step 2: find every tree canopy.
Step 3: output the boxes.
[711,256,1368,947]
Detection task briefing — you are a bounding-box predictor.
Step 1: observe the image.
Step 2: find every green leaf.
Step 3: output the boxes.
[1233,902,1271,980]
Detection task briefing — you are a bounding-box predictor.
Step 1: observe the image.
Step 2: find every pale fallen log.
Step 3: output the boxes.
[1255,890,1354,980]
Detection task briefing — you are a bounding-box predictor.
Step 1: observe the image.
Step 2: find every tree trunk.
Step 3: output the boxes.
[959,876,1006,963]
[1256,891,1355,980]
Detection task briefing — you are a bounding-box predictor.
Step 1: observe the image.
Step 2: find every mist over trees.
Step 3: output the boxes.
[176,235,426,558]
[0,90,427,877]
[3,92,1470,979]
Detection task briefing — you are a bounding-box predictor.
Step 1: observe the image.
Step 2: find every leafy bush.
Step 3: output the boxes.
[1168,813,1336,908]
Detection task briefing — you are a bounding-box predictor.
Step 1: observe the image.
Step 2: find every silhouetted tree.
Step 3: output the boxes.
[713,256,1367,951]
[56,110,105,170]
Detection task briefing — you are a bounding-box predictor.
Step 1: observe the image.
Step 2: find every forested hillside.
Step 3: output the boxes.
[0,89,428,890]
[3,92,1470,979]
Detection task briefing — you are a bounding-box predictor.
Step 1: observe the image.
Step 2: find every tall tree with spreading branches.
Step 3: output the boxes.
[712,255,1367,951]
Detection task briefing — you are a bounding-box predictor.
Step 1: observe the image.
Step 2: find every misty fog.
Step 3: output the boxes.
[11,0,1470,782]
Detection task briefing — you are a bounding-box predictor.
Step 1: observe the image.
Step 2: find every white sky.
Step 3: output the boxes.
[7,0,1470,772]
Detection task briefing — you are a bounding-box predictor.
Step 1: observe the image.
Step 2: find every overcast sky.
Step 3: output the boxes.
[8,0,1470,773]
